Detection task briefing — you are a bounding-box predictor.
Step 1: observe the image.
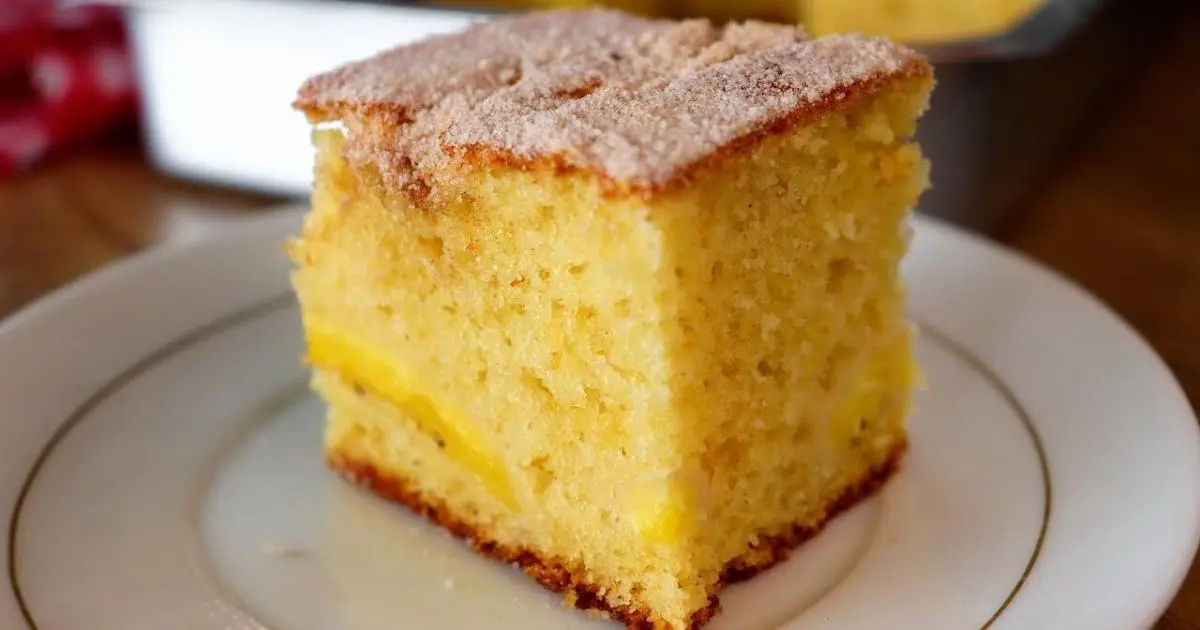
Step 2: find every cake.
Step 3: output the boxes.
[288,9,932,629]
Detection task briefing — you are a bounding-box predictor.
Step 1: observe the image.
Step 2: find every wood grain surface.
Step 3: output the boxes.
[996,10,1200,629]
[1,5,1198,628]
[0,127,280,317]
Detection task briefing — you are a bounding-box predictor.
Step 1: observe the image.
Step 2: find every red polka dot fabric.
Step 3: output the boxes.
[0,3,137,177]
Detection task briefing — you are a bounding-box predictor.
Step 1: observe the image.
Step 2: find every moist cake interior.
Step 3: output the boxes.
[289,10,932,629]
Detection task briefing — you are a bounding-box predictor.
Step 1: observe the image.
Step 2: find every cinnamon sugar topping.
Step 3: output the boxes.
[294,9,929,197]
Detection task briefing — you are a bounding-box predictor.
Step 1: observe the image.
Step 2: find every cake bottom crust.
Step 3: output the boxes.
[329,440,906,630]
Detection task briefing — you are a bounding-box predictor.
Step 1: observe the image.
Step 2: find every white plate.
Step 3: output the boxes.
[2,208,1197,630]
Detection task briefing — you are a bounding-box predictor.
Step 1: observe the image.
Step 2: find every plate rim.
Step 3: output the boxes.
[0,207,1196,630]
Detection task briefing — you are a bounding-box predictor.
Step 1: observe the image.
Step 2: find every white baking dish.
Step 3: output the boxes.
[117,0,1139,232]
[123,0,484,196]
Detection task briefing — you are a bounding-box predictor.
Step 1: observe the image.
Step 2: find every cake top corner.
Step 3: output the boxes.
[294,8,931,197]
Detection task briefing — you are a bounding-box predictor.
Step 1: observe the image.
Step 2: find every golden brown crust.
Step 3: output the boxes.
[452,68,930,200]
[329,440,906,629]
[292,9,931,203]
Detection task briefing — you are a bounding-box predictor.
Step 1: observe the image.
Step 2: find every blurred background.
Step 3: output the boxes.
[0,0,1197,625]
[0,5,1196,340]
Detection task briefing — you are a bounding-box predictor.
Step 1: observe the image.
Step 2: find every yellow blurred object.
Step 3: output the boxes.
[668,0,795,23]
[433,0,1050,43]
[800,0,1049,42]
[673,0,1051,41]
[431,0,664,17]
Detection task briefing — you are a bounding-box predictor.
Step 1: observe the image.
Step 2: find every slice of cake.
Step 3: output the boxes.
[289,9,932,629]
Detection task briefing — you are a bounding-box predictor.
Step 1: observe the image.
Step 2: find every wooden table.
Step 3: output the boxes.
[999,10,1200,628]
[2,8,1198,630]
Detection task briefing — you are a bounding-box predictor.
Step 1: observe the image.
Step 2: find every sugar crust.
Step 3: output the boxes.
[293,9,931,198]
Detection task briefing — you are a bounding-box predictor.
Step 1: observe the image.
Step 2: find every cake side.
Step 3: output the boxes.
[655,72,929,577]
[325,400,906,630]
[292,128,701,622]
[287,9,933,629]
[289,66,930,629]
